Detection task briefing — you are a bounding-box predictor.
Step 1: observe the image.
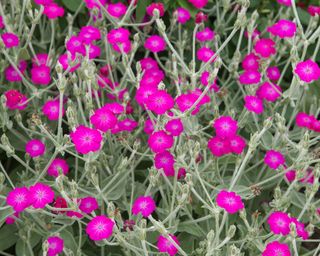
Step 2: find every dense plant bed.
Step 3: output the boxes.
[0,0,320,255]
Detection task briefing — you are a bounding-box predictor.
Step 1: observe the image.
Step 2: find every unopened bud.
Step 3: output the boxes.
[227,225,236,238]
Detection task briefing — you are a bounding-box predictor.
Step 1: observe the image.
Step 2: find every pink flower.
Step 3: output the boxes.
[195,12,208,23]
[229,136,246,154]
[139,72,163,88]
[256,82,282,102]
[18,60,28,71]
[239,70,261,85]
[107,28,130,44]
[188,0,208,9]
[208,136,231,157]
[190,88,210,107]
[242,53,260,71]
[48,158,69,177]
[154,151,175,176]
[213,116,238,139]
[34,0,53,4]
[0,16,4,29]
[244,29,261,39]
[123,219,135,231]
[79,25,101,44]
[244,95,264,114]
[70,125,103,154]
[267,66,281,81]
[178,168,186,179]
[87,44,101,59]
[311,119,320,132]
[267,20,297,38]
[66,36,85,55]
[149,68,165,80]
[200,71,219,92]
[86,215,115,241]
[308,5,320,16]
[267,211,291,235]
[146,90,174,115]
[146,3,165,17]
[32,53,49,67]
[139,57,159,71]
[136,85,157,106]
[107,3,127,19]
[58,54,80,72]
[175,93,200,115]
[165,119,184,137]
[291,218,309,240]
[52,197,67,214]
[5,60,27,82]
[4,90,28,110]
[47,236,64,256]
[1,32,19,48]
[175,8,191,24]
[262,241,291,256]
[99,64,111,76]
[26,139,46,158]
[285,169,296,182]
[144,119,155,135]
[148,131,174,153]
[5,65,22,82]
[67,210,83,218]
[277,0,292,6]
[111,40,132,54]
[90,108,117,132]
[216,190,244,214]
[197,47,215,62]
[43,3,65,19]
[132,196,156,217]
[6,187,31,212]
[31,65,51,85]
[157,235,180,256]
[299,168,314,184]
[5,212,19,225]
[42,100,65,121]
[84,0,107,9]
[103,102,125,115]
[145,35,166,53]
[294,59,320,83]
[117,118,138,132]
[29,183,55,209]
[196,28,215,42]
[264,150,285,170]
[254,38,276,58]
[79,197,99,214]
[296,112,315,129]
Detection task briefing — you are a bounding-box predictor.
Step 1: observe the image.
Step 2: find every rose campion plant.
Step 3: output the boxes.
[0,0,320,255]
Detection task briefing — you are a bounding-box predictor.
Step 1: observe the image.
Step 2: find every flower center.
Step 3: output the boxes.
[96,222,105,232]
[140,201,148,209]
[15,194,25,203]
[32,145,40,151]
[49,242,57,249]
[36,190,45,200]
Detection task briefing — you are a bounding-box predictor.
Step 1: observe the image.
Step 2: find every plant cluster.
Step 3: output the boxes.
[0,0,320,255]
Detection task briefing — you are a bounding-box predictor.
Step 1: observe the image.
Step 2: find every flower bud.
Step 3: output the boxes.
[227,225,236,238]
[156,19,166,33]
[274,186,282,200]
[107,202,116,218]
[222,0,231,11]
[0,173,5,186]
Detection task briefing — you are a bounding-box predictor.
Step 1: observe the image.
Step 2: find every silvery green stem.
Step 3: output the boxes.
[0,161,15,188]
[197,26,239,75]
[291,0,306,40]
[155,19,191,74]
